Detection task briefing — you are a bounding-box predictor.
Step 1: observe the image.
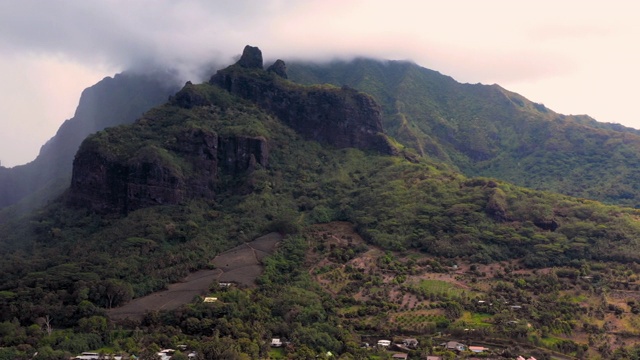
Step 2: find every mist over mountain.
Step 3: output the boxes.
[5,46,640,359]
[0,71,179,221]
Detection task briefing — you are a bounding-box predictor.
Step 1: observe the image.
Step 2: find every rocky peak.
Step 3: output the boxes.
[68,131,268,214]
[267,59,288,79]
[211,46,396,155]
[237,45,263,69]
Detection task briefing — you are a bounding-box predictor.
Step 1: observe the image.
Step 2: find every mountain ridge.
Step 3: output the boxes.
[288,58,640,207]
[0,71,179,222]
[5,46,640,359]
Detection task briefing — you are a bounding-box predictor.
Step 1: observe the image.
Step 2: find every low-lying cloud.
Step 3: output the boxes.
[1,0,639,166]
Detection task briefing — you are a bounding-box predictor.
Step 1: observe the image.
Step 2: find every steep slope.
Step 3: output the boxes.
[288,59,640,207]
[67,47,395,215]
[210,46,396,155]
[0,71,179,221]
[4,47,640,359]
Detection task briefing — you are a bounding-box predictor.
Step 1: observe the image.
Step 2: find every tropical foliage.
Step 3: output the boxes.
[3,58,640,358]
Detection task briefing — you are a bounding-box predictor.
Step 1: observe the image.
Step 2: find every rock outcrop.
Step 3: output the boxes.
[69,129,268,214]
[67,46,397,214]
[267,59,288,79]
[211,46,396,155]
[0,72,179,220]
[237,45,263,69]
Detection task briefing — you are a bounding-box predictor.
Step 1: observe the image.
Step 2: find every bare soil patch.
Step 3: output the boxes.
[108,232,282,321]
[108,269,223,321]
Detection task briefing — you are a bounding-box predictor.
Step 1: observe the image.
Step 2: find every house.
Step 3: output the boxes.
[441,341,466,352]
[517,356,537,360]
[403,338,419,348]
[73,353,123,360]
[377,339,391,347]
[271,338,283,347]
[426,356,443,360]
[391,353,408,359]
[468,346,489,353]
[203,297,218,303]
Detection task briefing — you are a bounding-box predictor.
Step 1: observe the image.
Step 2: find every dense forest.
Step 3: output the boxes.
[3,48,640,359]
[288,59,640,208]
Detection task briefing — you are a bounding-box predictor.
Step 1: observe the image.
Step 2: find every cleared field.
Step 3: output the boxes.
[412,279,467,297]
[108,269,223,321]
[108,233,282,321]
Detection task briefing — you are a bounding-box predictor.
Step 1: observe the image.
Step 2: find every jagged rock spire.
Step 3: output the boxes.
[237,45,263,69]
[267,59,288,79]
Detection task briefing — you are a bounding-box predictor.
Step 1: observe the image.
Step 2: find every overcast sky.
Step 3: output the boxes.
[1,0,639,167]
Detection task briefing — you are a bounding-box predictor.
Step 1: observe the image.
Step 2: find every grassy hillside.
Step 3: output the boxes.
[288,59,640,208]
[3,59,640,358]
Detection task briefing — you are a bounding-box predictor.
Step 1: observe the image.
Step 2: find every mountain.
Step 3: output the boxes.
[0,71,179,222]
[288,59,640,207]
[4,46,640,359]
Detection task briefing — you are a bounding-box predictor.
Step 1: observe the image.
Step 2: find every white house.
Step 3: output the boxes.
[377,340,391,347]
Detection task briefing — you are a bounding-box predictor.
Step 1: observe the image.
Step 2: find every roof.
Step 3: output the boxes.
[392,354,408,359]
[469,346,488,352]
[442,341,466,350]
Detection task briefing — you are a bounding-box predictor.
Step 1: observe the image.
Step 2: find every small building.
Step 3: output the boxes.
[469,346,489,353]
[426,356,443,360]
[441,341,466,352]
[74,353,123,360]
[391,353,408,359]
[203,297,218,303]
[271,338,283,347]
[377,339,391,347]
[403,338,419,348]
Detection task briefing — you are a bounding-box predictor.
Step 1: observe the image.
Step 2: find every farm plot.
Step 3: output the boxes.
[108,269,223,321]
[108,233,282,321]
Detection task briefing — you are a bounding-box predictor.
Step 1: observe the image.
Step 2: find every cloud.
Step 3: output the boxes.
[0,1,301,81]
[1,0,640,166]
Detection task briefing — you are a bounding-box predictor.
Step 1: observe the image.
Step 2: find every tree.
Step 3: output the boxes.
[35,315,53,336]
[199,332,244,360]
[103,280,134,309]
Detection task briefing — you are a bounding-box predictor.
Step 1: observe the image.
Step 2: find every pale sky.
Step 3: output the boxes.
[1,0,639,167]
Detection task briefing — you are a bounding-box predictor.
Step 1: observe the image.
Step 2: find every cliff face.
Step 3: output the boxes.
[0,72,179,220]
[69,128,268,214]
[67,45,396,214]
[210,46,396,155]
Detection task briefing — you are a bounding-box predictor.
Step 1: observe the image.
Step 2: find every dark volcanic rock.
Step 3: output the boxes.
[534,219,559,231]
[69,130,268,214]
[267,59,288,79]
[237,45,263,69]
[0,72,178,217]
[171,81,211,108]
[218,136,269,173]
[210,47,395,155]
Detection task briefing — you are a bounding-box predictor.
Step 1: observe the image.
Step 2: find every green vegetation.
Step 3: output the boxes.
[5,57,640,358]
[289,59,640,208]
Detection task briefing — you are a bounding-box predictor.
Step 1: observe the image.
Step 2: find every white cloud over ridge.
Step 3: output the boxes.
[0,0,639,166]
